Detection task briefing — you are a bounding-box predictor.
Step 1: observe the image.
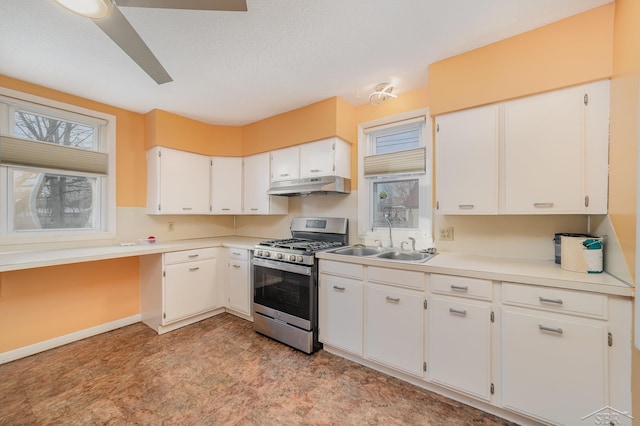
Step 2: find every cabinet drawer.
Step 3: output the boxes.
[319,260,364,280]
[164,247,217,265]
[502,282,607,319]
[228,248,249,261]
[367,267,425,290]
[431,274,492,300]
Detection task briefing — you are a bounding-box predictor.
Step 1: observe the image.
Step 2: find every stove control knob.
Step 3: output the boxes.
[288,254,296,262]
[256,250,262,257]
[263,251,270,258]
[276,252,283,260]
[296,255,304,263]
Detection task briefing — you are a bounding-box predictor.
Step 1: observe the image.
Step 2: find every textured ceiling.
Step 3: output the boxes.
[0,0,612,125]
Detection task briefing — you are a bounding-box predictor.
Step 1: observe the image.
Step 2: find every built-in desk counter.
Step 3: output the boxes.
[0,237,262,273]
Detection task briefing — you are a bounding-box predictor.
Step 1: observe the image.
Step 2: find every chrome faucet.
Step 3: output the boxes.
[408,237,416,251]
[373,217,393,248]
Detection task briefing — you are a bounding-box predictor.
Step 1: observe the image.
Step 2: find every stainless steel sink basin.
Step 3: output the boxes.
[375,251,435,262]
[332,247,381,256]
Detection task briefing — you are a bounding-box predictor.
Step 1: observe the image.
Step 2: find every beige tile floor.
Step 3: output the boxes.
[0,313,517,425]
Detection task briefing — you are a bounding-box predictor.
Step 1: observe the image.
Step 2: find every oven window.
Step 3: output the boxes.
[253,264,311,320]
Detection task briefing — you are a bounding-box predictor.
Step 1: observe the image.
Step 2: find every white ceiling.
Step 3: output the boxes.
[0,0,613,126]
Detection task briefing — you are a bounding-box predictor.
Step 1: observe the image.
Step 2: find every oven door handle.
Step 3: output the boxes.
[252,257,312,276]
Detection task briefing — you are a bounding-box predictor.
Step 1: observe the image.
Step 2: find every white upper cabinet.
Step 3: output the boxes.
[210,156,243,214]
[436,104,499,214]
[504,86,584,214]
[435,80,610,215]
[243,152,288,215]
[146,146,211,215]
[270,146,300,182]
[270,137,351,183]
[300,137,351,179]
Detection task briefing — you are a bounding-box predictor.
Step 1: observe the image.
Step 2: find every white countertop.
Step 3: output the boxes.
[1,239,633,297]
[0,236,262,273]
[316,250,634,297]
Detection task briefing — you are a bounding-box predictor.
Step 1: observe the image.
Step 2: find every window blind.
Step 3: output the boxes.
[0,135,108,175]
[363,147,426,177]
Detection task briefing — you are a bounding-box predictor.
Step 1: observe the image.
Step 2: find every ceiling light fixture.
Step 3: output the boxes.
[369,83,397,105]
[53,0,113,19]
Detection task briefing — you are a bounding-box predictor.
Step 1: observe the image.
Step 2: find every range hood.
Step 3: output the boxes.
[267,176,351,196]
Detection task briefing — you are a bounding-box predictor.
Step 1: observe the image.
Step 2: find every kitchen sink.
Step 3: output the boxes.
[375,251,435,262]
[328,246,436,263]
[332,247,381,256]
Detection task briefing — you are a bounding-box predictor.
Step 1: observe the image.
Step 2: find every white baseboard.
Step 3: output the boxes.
[0,314,141,364]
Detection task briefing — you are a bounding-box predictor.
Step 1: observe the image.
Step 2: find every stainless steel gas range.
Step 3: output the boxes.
[252,217,349,354]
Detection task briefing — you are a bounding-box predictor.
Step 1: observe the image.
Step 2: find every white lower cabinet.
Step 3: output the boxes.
[365,283,424,377]
[225,248,252,316]
[318,273,364,356]
[501,283,610,425]
[317,260,630,426]
[140,247,220,334]
[428,295,492,400]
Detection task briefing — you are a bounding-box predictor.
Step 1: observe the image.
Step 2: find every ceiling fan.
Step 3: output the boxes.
[53,0,248,85]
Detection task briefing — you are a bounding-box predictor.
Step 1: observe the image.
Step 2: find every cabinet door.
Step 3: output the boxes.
[365,284,424,376]
[164,258,217,323]
[148,147,211,214]
[318,274,363,355]
[504,86,584,213]
[227,260,251,315]
[270,146,299,182]
[436,105,499,214]
[211,157,242,214]
[501,307,608,425]
[242,153,270,214]
[428,296,492,400]
[300,139,335,178]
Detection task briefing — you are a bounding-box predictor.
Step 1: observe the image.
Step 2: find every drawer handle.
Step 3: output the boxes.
[539,297,563,305]
[539,324,563,335]
[232,264,241,268]
[309,169,321,173]
[188,254,200,258]
[232,252,241,256]
[451,285,468,292]
[449,308,467,316]
[189,267,200,272]
[458,204,474,209]
[250,208,259,211]
[222,208,231,211]
[280,173,290,177]
[332,285,345,291]
[182,207,193,211]
[533,202,554,208]
[385,296,400,303]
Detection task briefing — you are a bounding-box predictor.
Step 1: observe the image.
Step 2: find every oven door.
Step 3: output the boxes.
[252,257,314,330]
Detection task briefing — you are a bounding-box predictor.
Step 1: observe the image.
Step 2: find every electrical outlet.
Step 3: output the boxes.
[439,227,454,241]
[168,222,174,232]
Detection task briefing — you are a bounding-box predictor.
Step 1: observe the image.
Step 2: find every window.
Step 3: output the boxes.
[0,88,116,244]
[357,109,432,247]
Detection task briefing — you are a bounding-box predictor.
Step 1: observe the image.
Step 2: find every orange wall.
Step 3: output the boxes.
[242,97,345,155]
[144,109,242,156]
[0,258,140,352]
[428,4,615,115]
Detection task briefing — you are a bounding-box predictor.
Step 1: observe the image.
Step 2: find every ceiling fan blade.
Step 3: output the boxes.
[93,6,173,84]
[115,0,248,12]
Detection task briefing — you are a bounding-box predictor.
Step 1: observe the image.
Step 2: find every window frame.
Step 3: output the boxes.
[0,87,116,245]
[357,108,433,248]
